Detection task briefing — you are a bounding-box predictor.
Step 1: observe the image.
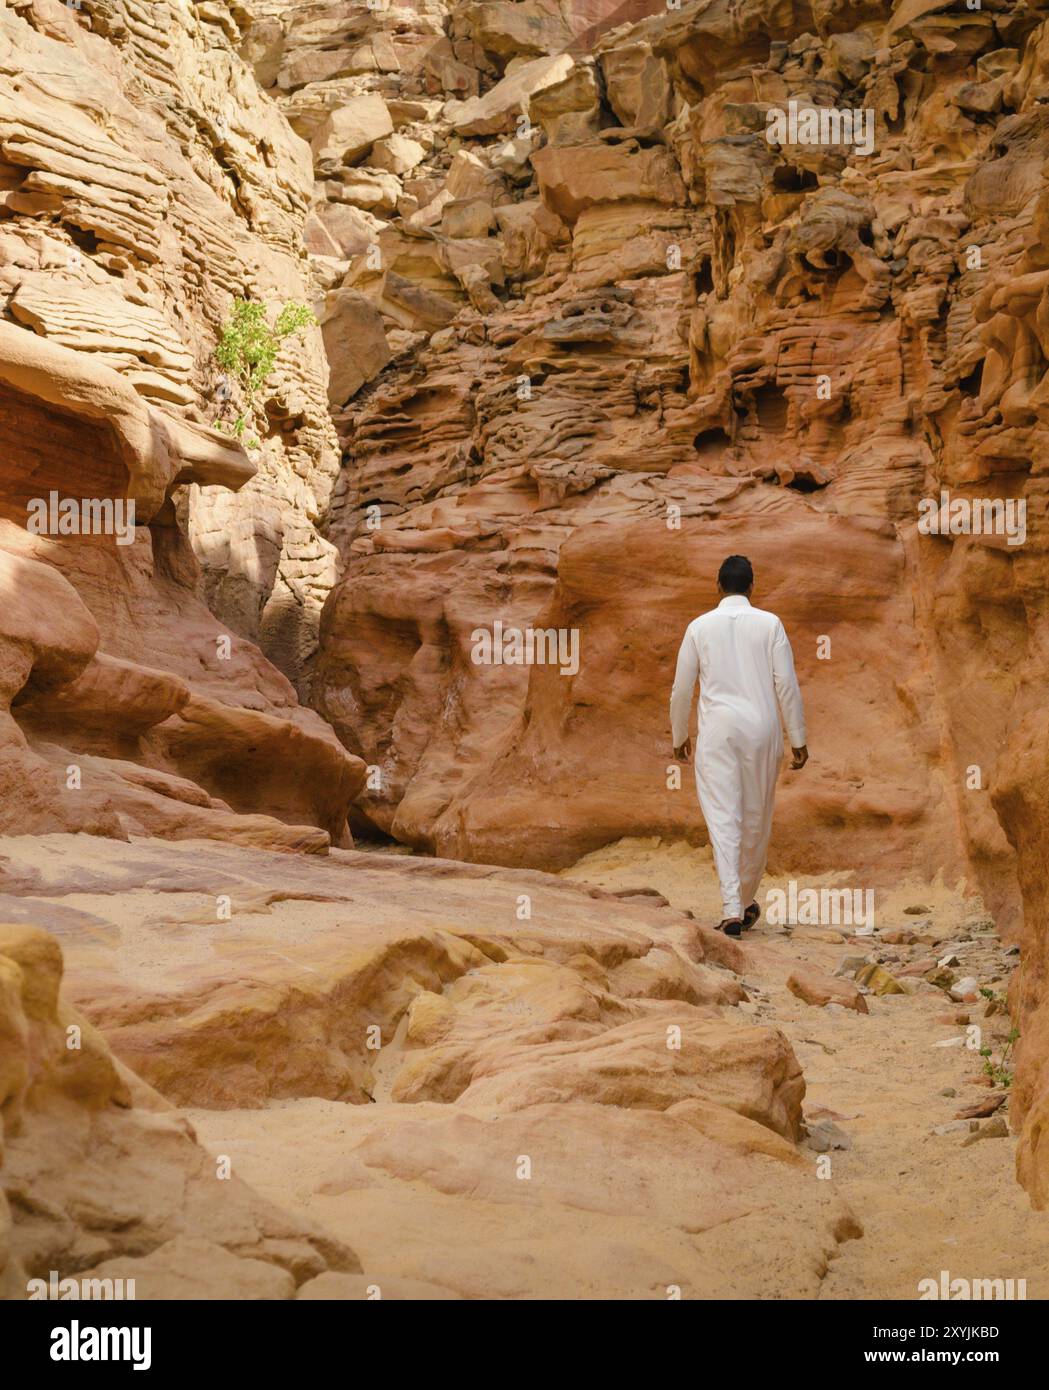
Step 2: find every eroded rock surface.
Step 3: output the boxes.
[294,0,1039,910]
[265,0,1049,1206]
[3,0,1049,1274]
[0,0,365,851]
[0,916,358,1300]
[0,830,861,1299]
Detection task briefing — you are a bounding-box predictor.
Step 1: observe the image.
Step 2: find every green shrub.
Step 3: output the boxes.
[213,298,315,447]
[978,988,1018,1088]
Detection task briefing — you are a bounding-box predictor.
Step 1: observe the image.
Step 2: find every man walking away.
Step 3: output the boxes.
[670,555,808,937]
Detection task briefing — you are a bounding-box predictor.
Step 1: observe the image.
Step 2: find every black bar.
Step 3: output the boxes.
[5,1298,1039,1373]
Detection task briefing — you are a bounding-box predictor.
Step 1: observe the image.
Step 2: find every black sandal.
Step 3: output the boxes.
[717,918,743,938]
[742,902,761,930]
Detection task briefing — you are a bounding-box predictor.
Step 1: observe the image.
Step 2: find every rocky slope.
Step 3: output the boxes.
[2,0,1049,1284]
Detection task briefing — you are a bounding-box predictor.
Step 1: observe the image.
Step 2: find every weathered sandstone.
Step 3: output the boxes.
[0,830,862,1299]
[788,964,869,1014]
[3,0,1049,1284]
[0,918,358,1300]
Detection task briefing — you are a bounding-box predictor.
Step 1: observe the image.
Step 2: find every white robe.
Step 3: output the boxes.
[670,595,806,920]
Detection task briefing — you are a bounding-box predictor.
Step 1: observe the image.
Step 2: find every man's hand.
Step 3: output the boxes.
[674,738,692,762]
[790,744,808,770]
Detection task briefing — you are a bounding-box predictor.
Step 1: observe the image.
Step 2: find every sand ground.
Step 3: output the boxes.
[561,838,1049,1300]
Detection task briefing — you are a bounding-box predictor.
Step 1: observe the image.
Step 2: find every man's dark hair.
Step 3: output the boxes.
[718,554,754,594]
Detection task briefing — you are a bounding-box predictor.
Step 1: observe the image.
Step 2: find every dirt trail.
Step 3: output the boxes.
[561,838,1049,1300]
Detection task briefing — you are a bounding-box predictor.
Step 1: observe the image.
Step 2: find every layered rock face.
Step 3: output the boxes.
[0,0,364,849]
[295,0,1037,896]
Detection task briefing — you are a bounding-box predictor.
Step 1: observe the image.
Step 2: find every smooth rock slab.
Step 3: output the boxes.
[189,1097,862,1300]
[0,923,358,1300]
[0,833,745,1108]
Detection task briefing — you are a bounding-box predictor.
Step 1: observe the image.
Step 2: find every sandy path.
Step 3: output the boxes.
[561,838,1049,1299]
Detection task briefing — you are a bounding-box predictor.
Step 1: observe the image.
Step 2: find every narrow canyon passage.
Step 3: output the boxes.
[3,0,1049,1324]
[565,843,1049,1300]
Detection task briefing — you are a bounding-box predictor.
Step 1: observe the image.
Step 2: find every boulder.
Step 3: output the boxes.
[370,133,427,176]
[445,53,574,136]
[532,139,686,221]
[320,288,391,407]
[311,94,394,167]
[854,964,906,997]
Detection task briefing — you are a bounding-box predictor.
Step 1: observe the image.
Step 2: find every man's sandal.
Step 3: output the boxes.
[742,902,761,930]
[717,918,743,938]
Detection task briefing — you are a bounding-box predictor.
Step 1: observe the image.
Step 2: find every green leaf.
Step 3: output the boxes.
[213,299,316,427]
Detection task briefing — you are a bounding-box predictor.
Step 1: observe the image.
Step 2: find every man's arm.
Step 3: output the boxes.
[670,627,699,760]
[771,619,808,768]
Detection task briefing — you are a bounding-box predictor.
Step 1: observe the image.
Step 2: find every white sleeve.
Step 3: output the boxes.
[670,627,699,748]
[771,619,806,748]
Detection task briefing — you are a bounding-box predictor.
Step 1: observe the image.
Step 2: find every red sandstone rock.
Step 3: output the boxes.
[0,921,358,1299]
[787,967,869,1015]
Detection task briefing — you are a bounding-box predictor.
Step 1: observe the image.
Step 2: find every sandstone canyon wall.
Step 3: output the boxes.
[3,0,1049,1276]
[0,0,366,850]
[252,0,1049,1200]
